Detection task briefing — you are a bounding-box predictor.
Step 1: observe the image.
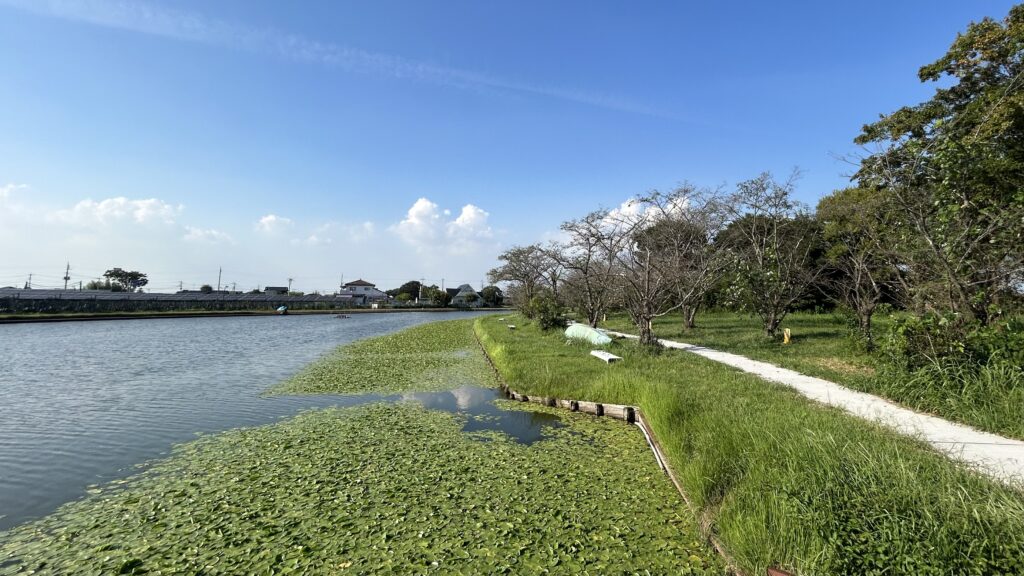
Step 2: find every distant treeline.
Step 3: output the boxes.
[0,293,352,314]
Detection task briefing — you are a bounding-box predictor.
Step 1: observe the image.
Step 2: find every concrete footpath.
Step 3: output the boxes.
[605,330,1024,486]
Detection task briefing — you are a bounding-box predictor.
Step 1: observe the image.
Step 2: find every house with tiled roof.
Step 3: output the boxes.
[337,279,390,305]
[450,284,482,308]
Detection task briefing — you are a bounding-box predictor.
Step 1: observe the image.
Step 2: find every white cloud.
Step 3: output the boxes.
[255,213,293,234]
[447,204,493,240]
[391,198,495,256]
[289,221,375,247]
[291,234,331,247]
[606,198,645,222]
[348,221,376,242]
[0,183,27,199]
[50,197,182,226]
[392,198,443,245]
[601,195,690,231]
[183,225,234,244]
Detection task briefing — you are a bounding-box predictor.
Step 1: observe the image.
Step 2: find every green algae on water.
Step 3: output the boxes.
[271,319,499,395]
[0,402,722,575]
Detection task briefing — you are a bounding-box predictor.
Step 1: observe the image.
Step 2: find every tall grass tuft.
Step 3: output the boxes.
[476,315,1024,575]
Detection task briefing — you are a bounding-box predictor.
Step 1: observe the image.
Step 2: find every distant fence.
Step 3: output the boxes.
[0,289,499,314]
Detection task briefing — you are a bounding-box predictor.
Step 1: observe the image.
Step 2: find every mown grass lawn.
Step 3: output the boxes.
[476,314,1024,575]
[602,310,878,388]
[601,311,1024,440]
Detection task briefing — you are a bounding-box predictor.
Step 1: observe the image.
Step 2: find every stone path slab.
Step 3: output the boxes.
[604,330,1024,486]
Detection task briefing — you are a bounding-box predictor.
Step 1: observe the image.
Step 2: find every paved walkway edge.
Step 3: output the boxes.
[604,330,1024,487]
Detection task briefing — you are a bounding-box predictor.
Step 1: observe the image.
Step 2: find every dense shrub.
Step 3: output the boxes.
[528,294,567,331]
[880,313,1024,371]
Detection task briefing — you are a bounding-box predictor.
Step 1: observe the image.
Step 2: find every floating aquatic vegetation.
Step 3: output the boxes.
[271,319,498,395]
[0,403,721,574]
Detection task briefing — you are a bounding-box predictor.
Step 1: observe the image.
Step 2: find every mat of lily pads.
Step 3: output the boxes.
[271,319,499,395]
[0,402,722,574]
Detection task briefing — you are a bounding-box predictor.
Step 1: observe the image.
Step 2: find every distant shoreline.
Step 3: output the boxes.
[0,308,510,324]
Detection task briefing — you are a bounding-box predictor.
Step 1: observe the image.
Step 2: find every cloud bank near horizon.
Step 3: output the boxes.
[0,184,502,292]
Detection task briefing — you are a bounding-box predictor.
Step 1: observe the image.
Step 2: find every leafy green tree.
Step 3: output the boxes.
[817,187,900,349]
[488,245,556,313]
[855,5,1024,323]
[422,285,451,307]
[103,268,148,292]
[723,172,825,337]
[395,293,413,303]
[480,285,504,306]
[387,280,422,299]
[85,279,106,290]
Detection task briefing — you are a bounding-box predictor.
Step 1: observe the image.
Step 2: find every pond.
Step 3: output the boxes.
[0,312,500,530]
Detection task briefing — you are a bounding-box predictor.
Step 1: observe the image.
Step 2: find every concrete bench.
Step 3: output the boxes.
[590,350,621,363]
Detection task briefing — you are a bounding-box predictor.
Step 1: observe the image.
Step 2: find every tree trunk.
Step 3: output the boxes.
[588,309,600,328]
[638,317,659,347]
[683,305,698,330]
[764,312,781,337]
[859,308,875,351]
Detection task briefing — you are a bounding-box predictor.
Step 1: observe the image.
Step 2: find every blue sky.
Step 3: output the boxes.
[0,0,1017,293]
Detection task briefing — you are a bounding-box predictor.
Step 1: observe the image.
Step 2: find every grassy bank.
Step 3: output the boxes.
[602,311,1024,440]
[476,315,1024,575]
[272,319,499,395]
[1,318,722,574]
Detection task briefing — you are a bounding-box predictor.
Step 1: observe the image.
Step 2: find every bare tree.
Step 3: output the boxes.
[548,210,625,327]
[539,244,565,303]
[660,189,732,330]
[601,187,704,346]
[724,171,825,337]
[488,244,559,316]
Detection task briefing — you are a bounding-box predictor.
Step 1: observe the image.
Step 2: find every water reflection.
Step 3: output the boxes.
[402,386,563,444]
[0,312,494,530]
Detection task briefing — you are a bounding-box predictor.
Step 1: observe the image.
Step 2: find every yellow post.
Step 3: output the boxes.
[783,328,791,344]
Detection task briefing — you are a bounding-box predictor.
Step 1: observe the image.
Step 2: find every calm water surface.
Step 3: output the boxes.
[0,312,550,531]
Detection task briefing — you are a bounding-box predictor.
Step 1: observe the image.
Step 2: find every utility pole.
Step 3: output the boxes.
[78,281,82,290]
[441,277,445,292]
[63,263,71,290]
[217,267,222,292]
[179,281,183,292]
[419,277,425,301]
[232,282,236,292]
[26,273,32,289]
